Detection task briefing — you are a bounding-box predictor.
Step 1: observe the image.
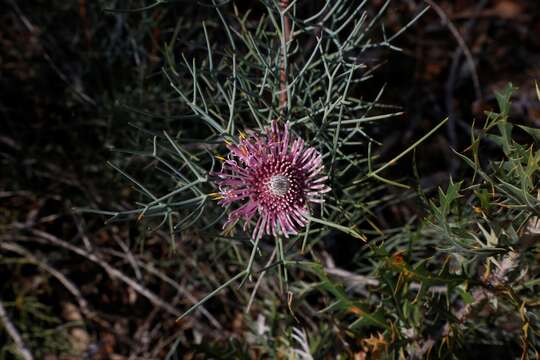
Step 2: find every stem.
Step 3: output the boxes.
[277,236,288,287]
[356,117,449,188]
[246,248,277,313]
[0,299,34,360]
[279,0,290,113]
[176,270,247,322]
[240,234,262,287]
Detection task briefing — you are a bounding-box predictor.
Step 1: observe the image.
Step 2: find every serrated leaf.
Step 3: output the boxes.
[494,83,515,117]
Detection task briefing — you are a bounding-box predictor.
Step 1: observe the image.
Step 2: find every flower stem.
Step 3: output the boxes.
[239,234,262,287]
[279,0,290,113]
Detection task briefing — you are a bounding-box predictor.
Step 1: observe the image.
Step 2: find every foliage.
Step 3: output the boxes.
[89,1,540,358]
[305,84,540,359]
[2,0,540,359]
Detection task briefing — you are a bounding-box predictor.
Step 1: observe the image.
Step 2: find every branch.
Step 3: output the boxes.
[0,299,34,360]
[0,242,93,320]
[12,228,181,317]
[424,0,481,100]
[279,0,291,113]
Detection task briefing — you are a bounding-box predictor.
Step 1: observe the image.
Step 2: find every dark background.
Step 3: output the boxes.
[1,0,539,358]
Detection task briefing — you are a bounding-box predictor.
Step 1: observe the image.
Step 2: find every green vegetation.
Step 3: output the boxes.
[2,1,539,358]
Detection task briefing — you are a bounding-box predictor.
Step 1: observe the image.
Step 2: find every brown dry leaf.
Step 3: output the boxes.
[62,302,83,322]
[232,311,244,334]
[70,328,91,355]
[493,0,524,19]
[62,302,91,355]
[97,332,116,358]
[362,332,388,358]
[452,0,525,20]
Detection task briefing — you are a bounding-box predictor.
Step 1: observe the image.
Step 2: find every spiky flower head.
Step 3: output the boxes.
[213,121,330,239]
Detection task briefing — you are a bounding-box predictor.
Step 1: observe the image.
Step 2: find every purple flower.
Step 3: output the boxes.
[213,121,331,239]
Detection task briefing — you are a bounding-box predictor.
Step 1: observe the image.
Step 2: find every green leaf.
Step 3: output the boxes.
[475,188,492,211]
[494,83,515,117]
[518,125,540,143]
[457,287,475,305]
[348,307,388,330]
[436,179,463,218]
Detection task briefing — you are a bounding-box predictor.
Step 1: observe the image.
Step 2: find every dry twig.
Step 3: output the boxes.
[102,246,222,329]
[424,0,482,100]
[0,241,93,320]
[0,299,34,360]
[10,228,181,317]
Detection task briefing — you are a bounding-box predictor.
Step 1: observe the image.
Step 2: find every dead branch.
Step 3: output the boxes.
[424,0,482,100]
[9,228,181,317]
[101,246,222,329]
[0,241,93,320]
[0,299,34,360]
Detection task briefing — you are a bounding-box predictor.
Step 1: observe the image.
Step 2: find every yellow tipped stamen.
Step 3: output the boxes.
[224,139,232,145]
[239,131,246,139]
[209,192,224,200]
[222,224,236,237]
[215,154,226,161]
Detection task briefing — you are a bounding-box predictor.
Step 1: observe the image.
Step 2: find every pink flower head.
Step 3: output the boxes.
[213,121,330,239]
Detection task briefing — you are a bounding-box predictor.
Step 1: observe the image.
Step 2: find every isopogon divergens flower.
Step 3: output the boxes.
[213,121,330,239]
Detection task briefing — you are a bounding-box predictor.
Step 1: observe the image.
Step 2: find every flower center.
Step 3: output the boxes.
[267,175,290,196]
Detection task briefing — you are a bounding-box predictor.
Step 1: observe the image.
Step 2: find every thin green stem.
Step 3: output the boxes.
[176,270,247,322]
